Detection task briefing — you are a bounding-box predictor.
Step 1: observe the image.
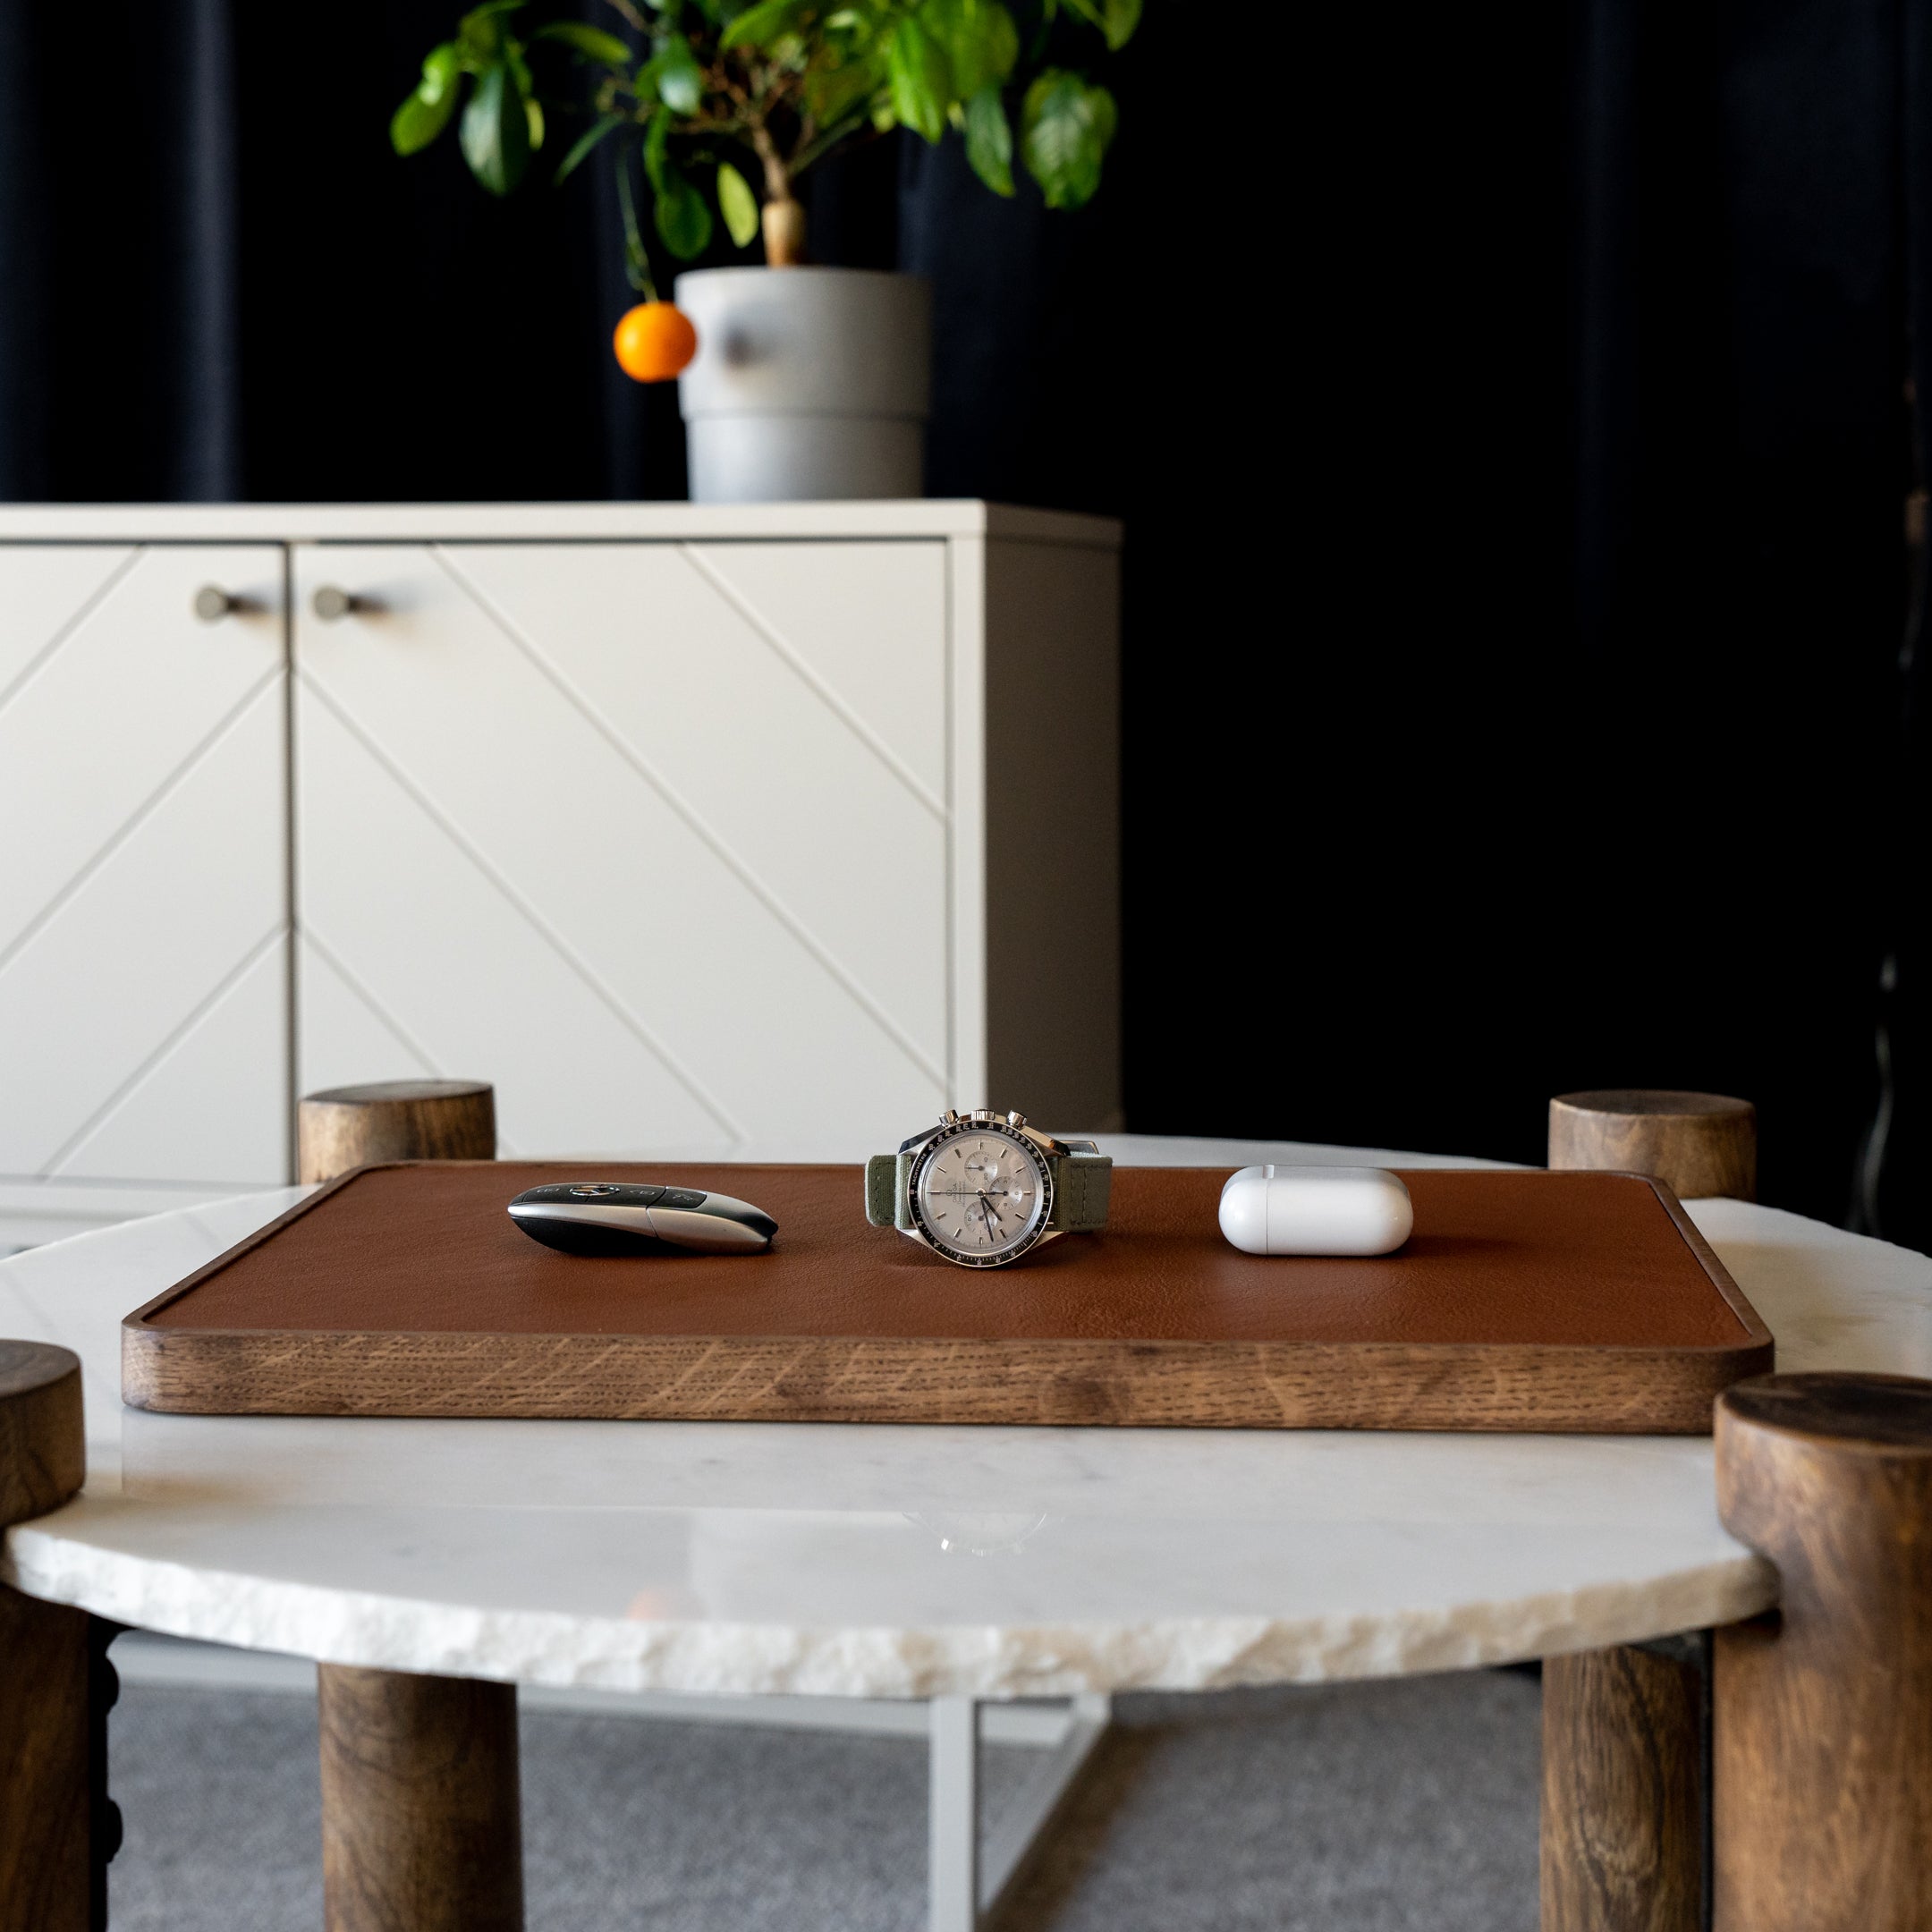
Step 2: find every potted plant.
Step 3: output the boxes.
[394,0,1135,499]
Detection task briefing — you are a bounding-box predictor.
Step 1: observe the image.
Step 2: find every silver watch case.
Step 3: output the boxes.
[896,1109,1094,1269]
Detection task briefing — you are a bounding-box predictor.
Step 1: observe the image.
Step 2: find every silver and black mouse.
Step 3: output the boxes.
[508,1182,777,1256]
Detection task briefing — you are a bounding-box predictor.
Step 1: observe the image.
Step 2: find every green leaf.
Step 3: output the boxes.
[1066,0,1136,47]
[420,41,462,105]
[886,16,951,143]
[531,21,634,66]
[392,45,463,156]
[1021,70,1113,208]
[639,109,708,255]
[392,89,455,156]
[962,82,1013,195]
[803,47,886,127]
[1090,83,1117,146]
[531,21,632,67]
[555,111,624,184]
[457,0,522,60]
[716,161,760,248]
[919,0,1017,97]
[642,107,674,189]
[654,169,713,257]
[526,96,544,148]
[655,37,704,114]
[720,0,807,50]
[1058,0,1134,46]
[459,60,530,194]
[1102,0,1141,49]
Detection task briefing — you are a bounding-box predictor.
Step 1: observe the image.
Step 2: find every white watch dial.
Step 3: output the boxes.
[912,1128,1050,1266]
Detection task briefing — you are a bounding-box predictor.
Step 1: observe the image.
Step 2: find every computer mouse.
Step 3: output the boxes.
[507,1182,777,1256]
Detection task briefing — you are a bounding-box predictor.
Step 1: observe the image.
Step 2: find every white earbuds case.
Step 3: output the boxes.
[1217,1165,1413,1257]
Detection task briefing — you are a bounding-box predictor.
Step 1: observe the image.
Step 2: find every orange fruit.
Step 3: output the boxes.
[613,301,698,382]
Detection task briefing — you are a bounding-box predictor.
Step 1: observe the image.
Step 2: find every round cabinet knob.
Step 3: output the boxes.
[311,585,376,623]
[193,586,238,622]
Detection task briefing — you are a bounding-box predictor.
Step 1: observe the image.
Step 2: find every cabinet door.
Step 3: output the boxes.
[292,542,949,1155]
[0,546,291,1186]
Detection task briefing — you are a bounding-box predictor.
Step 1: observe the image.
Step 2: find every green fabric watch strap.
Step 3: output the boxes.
[864,1154,913,1231]
[1049,1151,1113,1232]
[868,1143,1111,1234]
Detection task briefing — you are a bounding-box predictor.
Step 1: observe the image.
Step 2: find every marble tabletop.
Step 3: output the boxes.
[4,1135,1929,1701]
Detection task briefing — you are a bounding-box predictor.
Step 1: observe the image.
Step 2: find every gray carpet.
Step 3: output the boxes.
[106,1674,1540,1930]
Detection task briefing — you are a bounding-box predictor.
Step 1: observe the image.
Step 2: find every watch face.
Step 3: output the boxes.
[910,1123,1053,1267]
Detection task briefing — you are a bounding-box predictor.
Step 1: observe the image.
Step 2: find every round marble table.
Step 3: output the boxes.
[5,1132,1929,1699]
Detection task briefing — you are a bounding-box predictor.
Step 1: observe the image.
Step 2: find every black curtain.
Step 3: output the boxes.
[2,0,1923,1237]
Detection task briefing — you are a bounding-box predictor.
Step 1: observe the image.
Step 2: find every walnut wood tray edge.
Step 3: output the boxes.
[122,1326,1773,1432]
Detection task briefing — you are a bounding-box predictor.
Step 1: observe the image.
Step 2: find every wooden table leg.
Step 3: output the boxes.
[318,1664,523,1932]
[305,1083,517,1929]
[1540,1640,1705,1931]
[1712,1373,1932,1931]
[0,1339,114,1932]
[0,1596,119,1932]
[1538,1086,1753,1930]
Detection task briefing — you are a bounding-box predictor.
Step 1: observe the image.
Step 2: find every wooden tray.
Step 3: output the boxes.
[122,1163,1773,1433]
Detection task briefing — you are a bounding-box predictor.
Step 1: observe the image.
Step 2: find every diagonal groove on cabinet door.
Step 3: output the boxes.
[428,547,949,1090]
[0,663,284,978]
[297,934,527,1158]
[676,545,947,822]
[299,929,443,1080]
[297,668,747,1142]
[40,923,286,1176]
[0,547,143,720]
[54,936,292,1184]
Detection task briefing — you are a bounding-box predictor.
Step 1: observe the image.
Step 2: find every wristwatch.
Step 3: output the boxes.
[865,1109,1113,1268]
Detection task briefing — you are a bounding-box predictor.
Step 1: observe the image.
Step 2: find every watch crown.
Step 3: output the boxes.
[1007,1110,1026,1127]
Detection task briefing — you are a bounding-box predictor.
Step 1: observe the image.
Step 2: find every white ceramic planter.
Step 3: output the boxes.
[673,267,932,503]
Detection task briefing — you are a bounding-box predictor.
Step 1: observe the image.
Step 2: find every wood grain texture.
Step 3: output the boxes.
[1550,1090,1757,1202]
[318,1665,522,1932]
[124,1327,1766,1432]
[297,1080,496,1184]
[0,1592,95,1932]
[0,1340,83,1529]
[1542,1644,1704,1932]
[1713,1373,1932,1931]
[0,1340,111,1932]
[122,1166,1773,1433]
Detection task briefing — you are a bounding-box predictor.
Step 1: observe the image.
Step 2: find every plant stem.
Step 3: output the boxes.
[614,147,657,300]
[750,121,806,265]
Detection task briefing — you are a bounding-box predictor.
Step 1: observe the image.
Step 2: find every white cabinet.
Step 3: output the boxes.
[0,544,291,1226]
[0,504,1119,1228]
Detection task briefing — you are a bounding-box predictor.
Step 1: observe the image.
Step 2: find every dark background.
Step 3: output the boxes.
[3,0,1927,1240]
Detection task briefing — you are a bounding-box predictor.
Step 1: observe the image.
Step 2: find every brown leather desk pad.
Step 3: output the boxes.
[122,1163,1773,1432]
